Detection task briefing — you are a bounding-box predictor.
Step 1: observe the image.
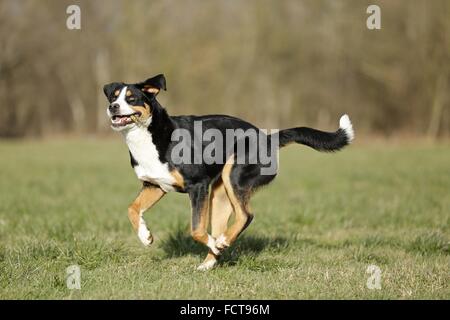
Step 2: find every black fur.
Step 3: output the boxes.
[136,74,167,92]
[188,183,209,230]
[104,74,353,250]
[147,98,175,163]
[278,127,350,151]
[129,151,138,167]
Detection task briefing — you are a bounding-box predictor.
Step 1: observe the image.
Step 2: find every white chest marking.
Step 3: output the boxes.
[123,126,175,192]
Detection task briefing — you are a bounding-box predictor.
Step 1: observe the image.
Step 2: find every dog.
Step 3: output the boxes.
[103,74,354,270]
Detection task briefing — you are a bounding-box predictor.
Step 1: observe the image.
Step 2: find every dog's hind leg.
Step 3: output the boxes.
[210,179,234,239]
[198,179,234,271]
[188,181,221,270]
[215,156,259,251]
[128,182,165,246]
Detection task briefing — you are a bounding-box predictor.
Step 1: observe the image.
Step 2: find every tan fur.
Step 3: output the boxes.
[131,103,151,122]
[190,197,210,245]
[143,86,160,94]
[209,179,233,238]
[202,252,218,266]
[128,184,165,233]
[170,169,185,189]
[220,156,253,245]
[198,178,234,265]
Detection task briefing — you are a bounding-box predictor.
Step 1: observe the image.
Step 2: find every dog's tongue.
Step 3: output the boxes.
[120,116,130,125]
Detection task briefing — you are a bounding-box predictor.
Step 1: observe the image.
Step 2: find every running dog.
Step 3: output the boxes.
[103,74,354,270]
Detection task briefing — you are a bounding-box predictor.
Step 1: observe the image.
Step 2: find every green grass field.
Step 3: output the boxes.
[0,139,448,299]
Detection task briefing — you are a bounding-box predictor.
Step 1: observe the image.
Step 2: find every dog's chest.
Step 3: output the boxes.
[124,128,175,192]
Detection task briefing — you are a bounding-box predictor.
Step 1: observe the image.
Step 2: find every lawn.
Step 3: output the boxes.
[0,138,448,299]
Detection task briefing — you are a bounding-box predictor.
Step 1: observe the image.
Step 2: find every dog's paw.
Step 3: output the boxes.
[139,234,153,246]
[197,258,217,271]
[138,225,153,246]
[215,234,230,251]
[206,234,221,256]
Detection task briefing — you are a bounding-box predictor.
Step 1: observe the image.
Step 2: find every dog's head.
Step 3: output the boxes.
[103,74,166,131]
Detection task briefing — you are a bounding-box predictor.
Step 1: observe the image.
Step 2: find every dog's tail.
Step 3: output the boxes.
[278,114,354,151]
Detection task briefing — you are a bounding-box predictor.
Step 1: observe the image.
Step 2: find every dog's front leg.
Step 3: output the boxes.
[189,182,220,270]
[128,183,165,246]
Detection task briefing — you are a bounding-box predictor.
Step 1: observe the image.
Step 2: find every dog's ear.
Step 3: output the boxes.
[103,82,121,99]
[136,74,167,96]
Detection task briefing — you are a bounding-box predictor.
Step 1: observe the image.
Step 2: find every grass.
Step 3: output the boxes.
[0,138,448,299]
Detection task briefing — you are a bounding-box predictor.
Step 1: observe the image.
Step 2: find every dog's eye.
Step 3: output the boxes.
[128,96,136,102]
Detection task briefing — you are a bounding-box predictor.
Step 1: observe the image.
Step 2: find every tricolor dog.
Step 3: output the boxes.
[103,74,354,270]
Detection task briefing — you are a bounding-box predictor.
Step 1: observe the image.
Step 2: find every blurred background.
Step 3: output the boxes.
[0,0,449,138]
[1,1,449,299]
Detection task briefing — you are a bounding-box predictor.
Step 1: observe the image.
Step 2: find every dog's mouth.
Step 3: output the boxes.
[110,112,141,127]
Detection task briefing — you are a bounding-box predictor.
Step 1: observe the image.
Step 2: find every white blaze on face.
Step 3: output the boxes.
[107,86,141,131]
[114,86,135,115]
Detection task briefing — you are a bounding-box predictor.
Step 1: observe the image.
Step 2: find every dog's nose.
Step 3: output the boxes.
[109,103,119,113]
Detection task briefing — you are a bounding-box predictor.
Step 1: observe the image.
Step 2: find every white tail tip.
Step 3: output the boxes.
[339,114,354,143]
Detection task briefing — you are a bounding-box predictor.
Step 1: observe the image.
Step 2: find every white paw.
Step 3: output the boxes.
[138,223,153,246]
[207,235,221,256]
[215,234,230,250]
[197,259,217,271]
